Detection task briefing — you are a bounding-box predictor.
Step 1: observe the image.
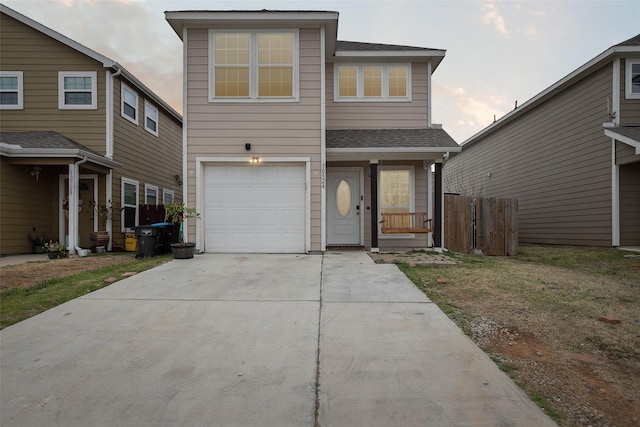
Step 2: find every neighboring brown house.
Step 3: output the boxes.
[445,34,640,247]
[0,4,183,255]
[165,10,460,254]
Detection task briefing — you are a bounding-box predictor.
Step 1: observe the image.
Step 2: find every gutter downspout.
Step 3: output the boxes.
[106,66,121,251]
[68,156,89,255]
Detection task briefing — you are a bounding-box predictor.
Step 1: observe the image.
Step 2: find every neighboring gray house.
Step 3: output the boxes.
[445,34,640,247]
[165,10,460,254]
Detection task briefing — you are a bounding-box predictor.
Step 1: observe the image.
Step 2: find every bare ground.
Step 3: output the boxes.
[0,253,138,292]
[373,248,640,427]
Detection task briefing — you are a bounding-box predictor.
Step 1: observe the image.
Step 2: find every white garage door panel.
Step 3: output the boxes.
[204,164,306,253]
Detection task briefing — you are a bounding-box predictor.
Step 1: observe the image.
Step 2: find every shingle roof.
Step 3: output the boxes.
[0,131,103,154]
[616,33,640,47]
[326,128,458,149]
[606,126,640,144]
[336,40,444,52]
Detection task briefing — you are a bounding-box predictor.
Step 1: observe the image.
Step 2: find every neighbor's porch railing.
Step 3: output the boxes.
[380,212,433,234]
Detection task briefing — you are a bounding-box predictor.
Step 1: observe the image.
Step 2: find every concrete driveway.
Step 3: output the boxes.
[0,252,556,426]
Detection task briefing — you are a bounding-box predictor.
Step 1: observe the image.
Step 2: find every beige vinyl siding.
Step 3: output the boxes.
[619,162,640,245]
[111,78,183,234]
[446,64,614,246]
[0,158,61,255]
[325,62,428,129]
[185,27,323,250]
[620,58,640,126]
[0,13,106,152]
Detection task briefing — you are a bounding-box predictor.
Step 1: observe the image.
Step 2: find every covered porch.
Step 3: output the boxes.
[325,128,460,252]
[0,131,120,255]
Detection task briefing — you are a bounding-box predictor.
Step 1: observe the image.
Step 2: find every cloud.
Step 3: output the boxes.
[482,2,508,35]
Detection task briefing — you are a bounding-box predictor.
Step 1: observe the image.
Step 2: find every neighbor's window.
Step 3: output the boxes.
[0,71,23,109]
[121,84,138,124]
[379,167,414,233]
[335,64,410,101]
[122,178,139,230]
[58,71,97,109]
[145,184,158,205]
[163,189,174,205]
[210,30,298,101]
[144,101,159,136]
[626,60,640,99]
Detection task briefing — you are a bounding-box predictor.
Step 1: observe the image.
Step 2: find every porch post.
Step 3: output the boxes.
[434,162,443,249]
[68,163,77,255]
[370,160,379,252]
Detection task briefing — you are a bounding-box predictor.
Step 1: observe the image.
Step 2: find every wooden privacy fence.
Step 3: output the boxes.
[444,194,519,256]
[139,204,167,224]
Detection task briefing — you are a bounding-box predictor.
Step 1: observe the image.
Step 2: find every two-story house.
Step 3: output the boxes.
[445,34,640,247]
[165,10,459,254]
[0,4,183,255]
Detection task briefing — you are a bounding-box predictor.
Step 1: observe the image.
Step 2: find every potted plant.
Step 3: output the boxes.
[164,203,200,259]
[44,240,68,259]
[29,232,48,254]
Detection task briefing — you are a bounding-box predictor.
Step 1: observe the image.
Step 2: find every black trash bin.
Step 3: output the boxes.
[134,225,160,258]
[151,222,174,254]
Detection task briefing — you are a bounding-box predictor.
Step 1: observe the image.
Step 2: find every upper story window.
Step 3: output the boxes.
[121,84,138,124]
[626,60,640,99]
[58,71,97,109]
[0,71,23,109]
[334,64,411,102]
[209,30,299,102]
[144,101,159,136]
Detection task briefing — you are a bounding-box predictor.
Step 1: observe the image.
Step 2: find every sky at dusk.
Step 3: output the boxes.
[3,0,639,143]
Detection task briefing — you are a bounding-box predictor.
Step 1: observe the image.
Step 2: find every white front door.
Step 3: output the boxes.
[327,168,362,245]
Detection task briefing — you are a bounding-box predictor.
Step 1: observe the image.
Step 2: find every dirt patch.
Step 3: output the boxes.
[1,254,138,291]
[396,246,640,426]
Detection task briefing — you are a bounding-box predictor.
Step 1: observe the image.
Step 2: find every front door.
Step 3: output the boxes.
[327,168,361,245]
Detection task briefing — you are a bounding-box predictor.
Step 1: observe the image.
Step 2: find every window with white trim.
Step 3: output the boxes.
[626,60,640,99]
[58,71,97,109]
[163,189,174,205]
[121,84,138,124]
[379,166,415,235]
[145,184,158,205]
[209,30,298,101]
[144,101,159,136]
[0,71,23,109]
[334,64,411,102]
[122,178,139,230]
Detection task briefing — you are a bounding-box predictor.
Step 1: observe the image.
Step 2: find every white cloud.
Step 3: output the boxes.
[482,2,508,35]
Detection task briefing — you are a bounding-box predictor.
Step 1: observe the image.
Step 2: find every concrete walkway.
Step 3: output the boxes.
[0,252,556,426]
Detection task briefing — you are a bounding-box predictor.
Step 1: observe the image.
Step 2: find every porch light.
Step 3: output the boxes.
[249,157,261,164]
[31,166,42,181]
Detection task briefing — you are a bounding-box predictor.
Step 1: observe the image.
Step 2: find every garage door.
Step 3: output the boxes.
[204,164,306,253]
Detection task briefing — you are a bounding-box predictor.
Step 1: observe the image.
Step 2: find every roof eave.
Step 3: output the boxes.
[333,50,445,69]
[0,4,115,68]
[604,128,640,155]
[462,43,640,148]
[0,146,121,169]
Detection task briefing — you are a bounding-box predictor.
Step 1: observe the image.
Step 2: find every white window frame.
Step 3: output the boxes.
[121,177,139,231]
[121,83,139,125]
[625,59,640,99]
[208,29,300,102]
[145,184,159,205]
[334,64,412,102]
[144,100,159,136]
[378,165,416,239]
[0,71,23,110]
[163,189,174,205]
[58,71,97,109]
